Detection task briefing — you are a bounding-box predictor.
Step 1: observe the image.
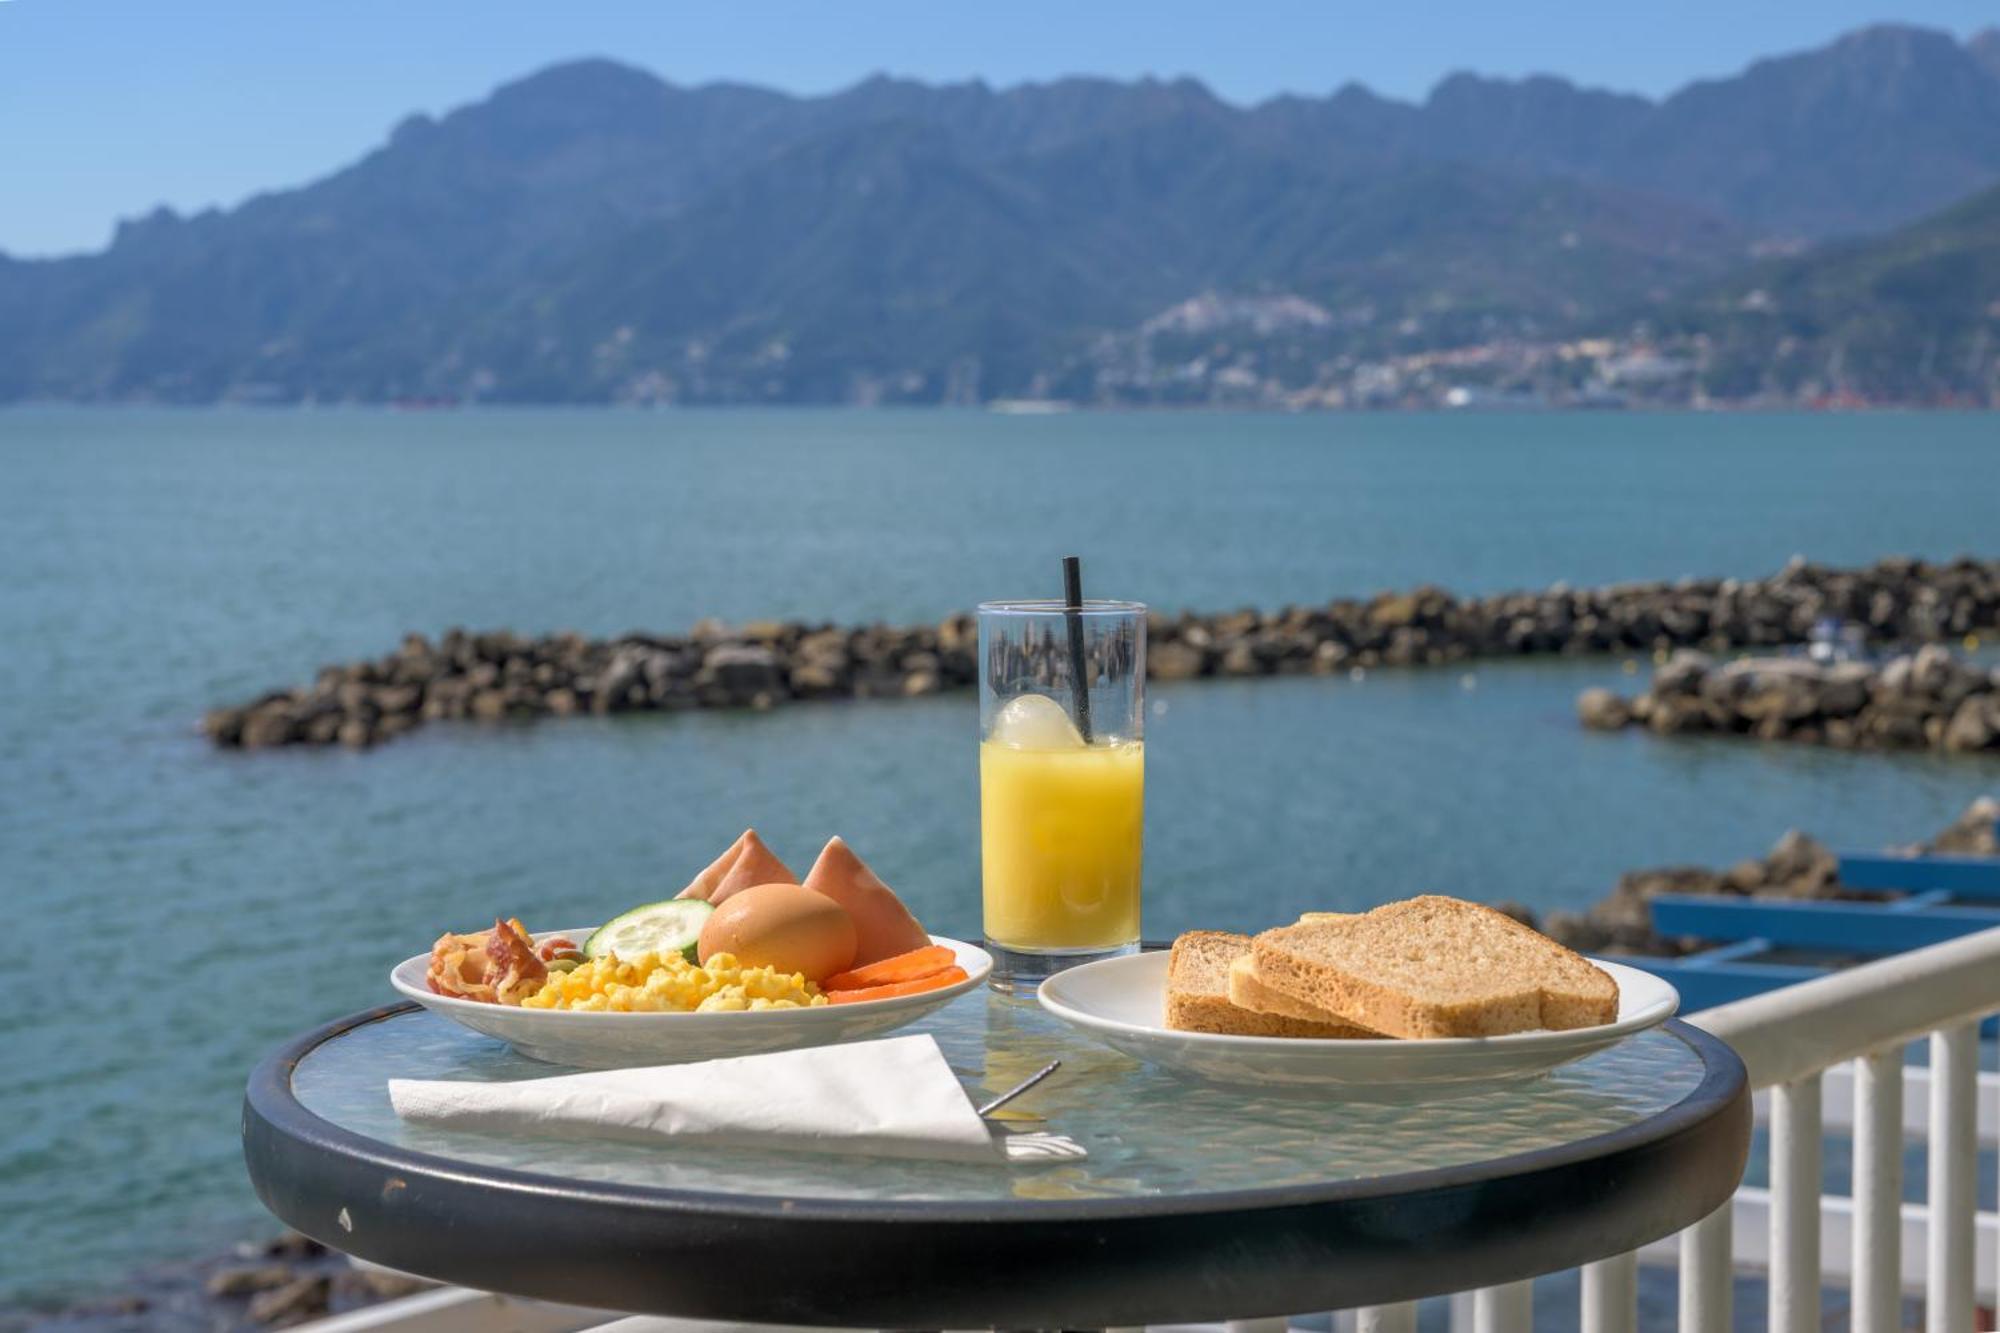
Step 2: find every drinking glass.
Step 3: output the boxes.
[977,599,1146,992]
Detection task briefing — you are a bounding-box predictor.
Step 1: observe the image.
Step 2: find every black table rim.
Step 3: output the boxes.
[243,1002,1750,1326]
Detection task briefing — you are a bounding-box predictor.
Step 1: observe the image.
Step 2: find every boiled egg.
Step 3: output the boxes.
[696,881,858,983]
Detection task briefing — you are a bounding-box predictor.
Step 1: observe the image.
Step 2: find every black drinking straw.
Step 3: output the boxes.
[1062,555,1094,743]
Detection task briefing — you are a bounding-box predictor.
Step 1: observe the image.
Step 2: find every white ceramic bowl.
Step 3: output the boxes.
[1037,953,1677,1092]
[392,931,991,1069]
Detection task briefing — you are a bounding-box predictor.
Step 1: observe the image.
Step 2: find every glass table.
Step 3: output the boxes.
[244,987,1748,1327]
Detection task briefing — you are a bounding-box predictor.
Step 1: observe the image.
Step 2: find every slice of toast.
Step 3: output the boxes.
[1164,931,1374,1039]
[1251,896,1618,1039]
[1226,954,1380,1037]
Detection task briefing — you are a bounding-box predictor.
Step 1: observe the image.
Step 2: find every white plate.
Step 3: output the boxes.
[392,931,991,1069]
[1037,953,1677,1092]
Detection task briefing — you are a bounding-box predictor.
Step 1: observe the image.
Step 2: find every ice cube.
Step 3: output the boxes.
[989,693,1086,749]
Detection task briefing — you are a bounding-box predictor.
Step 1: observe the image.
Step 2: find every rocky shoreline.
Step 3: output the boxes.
[204,556,2000,750]
[1578,644,2000,753]
[1,1231,431,1333]
[1500,796,1998,959]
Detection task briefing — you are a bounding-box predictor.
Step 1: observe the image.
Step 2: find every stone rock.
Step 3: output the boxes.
[1149,640,1206,681]
[1647,698,1705,734]
[337,1266,433,1300]
[1575,688,1630,730]
[202,707,247,746]
[1942,698,1995,752]
[247,1275,331,1326]
[1217,640,1260,676]
[698,644,786,703]
[1926,796,2000,855]
[1541,910,1609,953]
[1874,654,1915,698]
[1765,830,1836,895]
[1866,710,1927,747]
[1818,663,1872,715]
[260,1230,326,1261]
[1723,859,1767,892]
[937,614,976,654]
[206,1264,296,1297]
[1369,594,1418,627]
[240,707,300,748]
[470,690,509,720]
[373,684,422,715]
[788,660,846,697]
[1653,650,1714,697]
[851,667,908,699]
[1911,643,1956,694]
[336,718,375,748]
[1737,675,1817,723]
[1311,640,1351,673]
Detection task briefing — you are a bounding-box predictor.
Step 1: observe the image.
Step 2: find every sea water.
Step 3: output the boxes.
[2,407,1997,1306]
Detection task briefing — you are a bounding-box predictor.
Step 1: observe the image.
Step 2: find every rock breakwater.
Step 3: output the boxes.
[205,556,2000,750]
[1578,644,2000,753]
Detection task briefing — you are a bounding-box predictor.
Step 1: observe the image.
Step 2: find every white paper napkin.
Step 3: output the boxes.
[389,1033,1083,1164]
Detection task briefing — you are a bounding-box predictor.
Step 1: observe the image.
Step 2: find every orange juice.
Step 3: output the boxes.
[980,738,1143,949]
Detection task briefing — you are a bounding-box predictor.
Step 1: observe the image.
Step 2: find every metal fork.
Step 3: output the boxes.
[976,1060,1061,1118]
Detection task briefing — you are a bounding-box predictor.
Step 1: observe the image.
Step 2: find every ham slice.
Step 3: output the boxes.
[676,829,797,905]
[802,836,931,966]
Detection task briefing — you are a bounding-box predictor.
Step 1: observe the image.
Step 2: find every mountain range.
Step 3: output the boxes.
[3,23,1998,406]
[1653,178,2000,404]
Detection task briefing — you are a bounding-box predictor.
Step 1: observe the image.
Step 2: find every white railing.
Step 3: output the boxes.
[1670,924,2000,1333]
[316,926,2000,1333]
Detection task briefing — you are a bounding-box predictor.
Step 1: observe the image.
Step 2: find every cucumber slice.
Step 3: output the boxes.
[584,899,714,963]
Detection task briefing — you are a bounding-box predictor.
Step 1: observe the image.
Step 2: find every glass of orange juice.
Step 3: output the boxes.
[978,598,1145,992]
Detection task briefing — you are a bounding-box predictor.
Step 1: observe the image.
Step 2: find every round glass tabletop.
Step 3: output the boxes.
[250,988,1747,1324]
[293,988,1710,1204]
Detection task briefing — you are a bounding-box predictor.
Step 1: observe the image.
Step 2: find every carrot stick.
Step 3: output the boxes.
[825,966,968,1004]
[823,944,956,991]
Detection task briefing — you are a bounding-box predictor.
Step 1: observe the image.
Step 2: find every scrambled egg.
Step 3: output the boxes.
[519,950,827,1013]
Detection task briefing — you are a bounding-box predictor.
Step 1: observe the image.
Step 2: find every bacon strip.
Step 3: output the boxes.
[426,918,550,1005]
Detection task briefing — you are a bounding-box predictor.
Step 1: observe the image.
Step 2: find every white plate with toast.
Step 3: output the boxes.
[1037,952,1677,1091]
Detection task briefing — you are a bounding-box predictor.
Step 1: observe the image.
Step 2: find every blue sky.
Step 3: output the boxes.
[2,0,1992,257]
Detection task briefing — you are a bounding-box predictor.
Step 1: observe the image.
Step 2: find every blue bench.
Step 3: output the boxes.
[1618,825,2000,1014]
[1832,852,2000,898]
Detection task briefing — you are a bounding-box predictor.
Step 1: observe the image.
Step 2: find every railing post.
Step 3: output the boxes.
[1473,1280,1532,1333]
[1679,1202,1732,1333]
[1352,1296,1416,1328]
[1852,1046,1904,1333]
[1354,1304,1416,1333]
[1928,1022,1978,1333]
[1771,1073,1823,1333]
[1581,1251,1636,1333]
